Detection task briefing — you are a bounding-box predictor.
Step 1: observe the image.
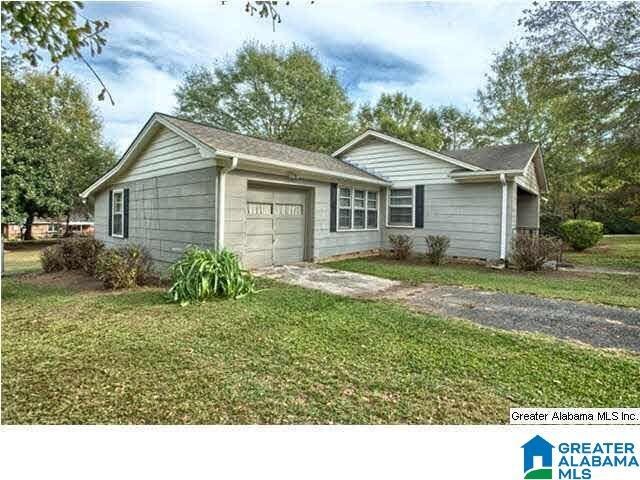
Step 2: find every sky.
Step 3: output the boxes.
[53,0,529,154]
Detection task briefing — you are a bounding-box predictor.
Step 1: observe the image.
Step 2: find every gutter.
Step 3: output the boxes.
[500,173,508,261]
[217,156,238,250]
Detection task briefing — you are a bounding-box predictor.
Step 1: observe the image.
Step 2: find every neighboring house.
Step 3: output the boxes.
[2,217,94,240]
[80,113,547,269]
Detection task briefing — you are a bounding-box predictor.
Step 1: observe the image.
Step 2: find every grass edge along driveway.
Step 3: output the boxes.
[326,257,640,309]
[2,277,639,424]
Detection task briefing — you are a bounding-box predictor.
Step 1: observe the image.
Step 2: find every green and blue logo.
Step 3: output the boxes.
[522,435,554,479]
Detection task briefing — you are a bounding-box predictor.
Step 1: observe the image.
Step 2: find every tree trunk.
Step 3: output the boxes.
[23,214,35,240]
[64,212,72,237]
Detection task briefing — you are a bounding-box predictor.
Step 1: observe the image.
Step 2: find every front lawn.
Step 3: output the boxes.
[563,235,640,271]
[326,257,640,308]
[2,247,42,275]
[2,277,639,424]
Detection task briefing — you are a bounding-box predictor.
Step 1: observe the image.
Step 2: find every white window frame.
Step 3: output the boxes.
[336,186,380,232]
[386,186,415,228]
[112,189,124,238]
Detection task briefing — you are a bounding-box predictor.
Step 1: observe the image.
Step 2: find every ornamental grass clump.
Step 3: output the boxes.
[168,247,256,305]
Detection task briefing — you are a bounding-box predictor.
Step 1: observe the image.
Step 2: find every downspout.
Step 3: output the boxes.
[500,173,508,261]
[217,156,238,250]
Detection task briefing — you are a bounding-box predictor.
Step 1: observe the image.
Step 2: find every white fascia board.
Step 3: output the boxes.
[332,130,484,172]
[80,114,216,199]
[449,169,523,179]
[215,149,391,186]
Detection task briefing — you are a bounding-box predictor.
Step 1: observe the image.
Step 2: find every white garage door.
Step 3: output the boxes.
[245,185,307,267]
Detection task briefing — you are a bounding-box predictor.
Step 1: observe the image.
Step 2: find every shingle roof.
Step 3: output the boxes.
[159,114,386,183]
[441,143,538,171]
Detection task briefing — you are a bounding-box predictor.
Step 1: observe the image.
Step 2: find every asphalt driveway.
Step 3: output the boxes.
[257,263,640,353]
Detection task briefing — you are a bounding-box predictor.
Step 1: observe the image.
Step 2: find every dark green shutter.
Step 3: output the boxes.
[123,189,129,239]
[330,183,337,232]
[108,190,113,236]
[415,185,424,228]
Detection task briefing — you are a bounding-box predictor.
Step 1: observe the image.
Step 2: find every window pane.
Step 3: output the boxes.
[354,210,365,229]
[390,188,412,198]
[113,192,123,213]
[338,208,352,229]
[389,207,412,225]
[390,196,413,206]
[367,210,377,229]
[354,190,365,208]
[339,197,351,207]
[113,213,123,235]
[339,188,351,198]
[367,191,377,209]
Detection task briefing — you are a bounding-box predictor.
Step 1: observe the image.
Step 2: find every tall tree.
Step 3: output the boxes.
[519,1,640,187]
[356,92,445,150]
[1,61,116,239]
[437,106,481,150]
[1,1,113,103]
[175,42,354,153]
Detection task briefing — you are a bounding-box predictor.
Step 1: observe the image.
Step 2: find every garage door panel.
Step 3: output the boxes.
[275,191,306,204]
[275,247,305,264]
[274,233,304,248]
[247,189,274,203]
[246,233,273,251]
[246,218,272,234]
[274,218,305,234]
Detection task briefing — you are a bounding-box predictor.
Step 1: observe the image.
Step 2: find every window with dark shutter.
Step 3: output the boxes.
[108,190,113,236]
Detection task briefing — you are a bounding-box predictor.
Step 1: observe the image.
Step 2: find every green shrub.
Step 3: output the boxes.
[38,236,103,274]
[168,247,256,305]
[96,244,154,289]
[540,212,564,238]
[388,234,413,260]
[40,245,65,272]
[425,234,450,265]
[560,220,604,251]
[600,215,640,235]
[59,236,104,274]
[510,232,562,271]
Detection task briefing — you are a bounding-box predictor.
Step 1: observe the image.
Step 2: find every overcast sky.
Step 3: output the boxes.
[56,1,529,153]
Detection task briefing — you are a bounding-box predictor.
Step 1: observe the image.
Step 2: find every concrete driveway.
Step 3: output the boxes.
[256,263,640,353]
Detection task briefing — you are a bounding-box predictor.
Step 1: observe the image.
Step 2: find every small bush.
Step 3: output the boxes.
[38,236,103,274]
[540,212,564,238]
[560,220,604,251]
[600,215,640,235]
[59,236,104,274]
[96,244,154,289]
[425,235,450,265]
[40,245,65,272]
[510,232,562,271]
[388,234,413,260]
[168,247,256,305]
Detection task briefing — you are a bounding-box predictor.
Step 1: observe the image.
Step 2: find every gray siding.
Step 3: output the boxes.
[517,159,539,194]
[383,182,505,259]
[223,170,382,264]
[341,138,457,184]
[341,139,511,260]
[94,167,217,269]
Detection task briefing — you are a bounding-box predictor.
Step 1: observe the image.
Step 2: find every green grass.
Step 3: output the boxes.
[2,247,42,275]
[2,277,639,424]
[563,235,640,271]
[326,257,640,308]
